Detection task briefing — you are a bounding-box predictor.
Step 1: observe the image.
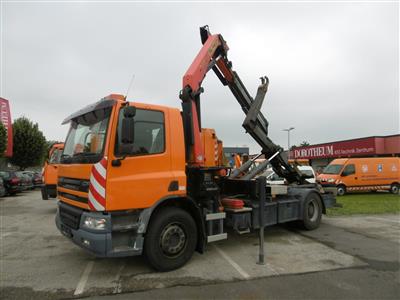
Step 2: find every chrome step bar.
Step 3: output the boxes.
[206,212,227,243]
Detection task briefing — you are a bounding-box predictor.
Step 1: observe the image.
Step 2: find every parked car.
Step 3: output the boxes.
[15,172,34,191]
[0,171,23,195]
[23,171,43,188]
[0,177,6,197]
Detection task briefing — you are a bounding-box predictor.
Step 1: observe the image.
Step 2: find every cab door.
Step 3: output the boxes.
[44,148,62,185]
[340,164,358,187]
[106,105,175,211]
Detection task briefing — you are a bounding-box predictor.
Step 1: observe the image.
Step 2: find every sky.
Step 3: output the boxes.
[1,1,399,154]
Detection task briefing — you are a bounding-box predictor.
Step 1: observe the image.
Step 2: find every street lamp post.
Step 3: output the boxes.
[282,127,295,159]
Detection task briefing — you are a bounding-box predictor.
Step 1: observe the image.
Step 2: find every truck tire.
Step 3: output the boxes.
[41,186,49,200]
[300,193,322,230]
[144,207,197,271]
[390,184,399,194]
[337,185,346,196]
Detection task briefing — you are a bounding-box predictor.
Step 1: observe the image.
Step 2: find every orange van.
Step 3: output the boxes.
[317,157,400,195]
[41,143,64,200]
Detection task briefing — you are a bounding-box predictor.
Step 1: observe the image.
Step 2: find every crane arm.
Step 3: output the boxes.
[180,26,305,183]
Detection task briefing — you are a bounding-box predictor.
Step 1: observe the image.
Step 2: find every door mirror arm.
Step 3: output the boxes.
[112,155,126,167]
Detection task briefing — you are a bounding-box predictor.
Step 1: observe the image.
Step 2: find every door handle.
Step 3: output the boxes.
[355,177,357,180]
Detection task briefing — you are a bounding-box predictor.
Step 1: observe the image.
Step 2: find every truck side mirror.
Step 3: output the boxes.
[121,106,136,144]
[123,106,136,118]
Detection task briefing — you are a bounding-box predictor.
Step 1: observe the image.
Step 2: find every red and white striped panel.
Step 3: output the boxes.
[88,157,107,211]
[214,140,219,165]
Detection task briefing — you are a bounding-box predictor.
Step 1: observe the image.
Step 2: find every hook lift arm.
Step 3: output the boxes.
[180,26,305,184]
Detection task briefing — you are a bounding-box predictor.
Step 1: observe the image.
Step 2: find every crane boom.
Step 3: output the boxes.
[180,26,305,184]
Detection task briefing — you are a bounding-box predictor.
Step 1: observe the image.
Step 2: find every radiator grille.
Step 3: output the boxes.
[58,177,89,193]
[59,202,82,230]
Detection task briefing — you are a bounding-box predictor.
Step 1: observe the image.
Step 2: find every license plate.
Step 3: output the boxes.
[61,224,73,238]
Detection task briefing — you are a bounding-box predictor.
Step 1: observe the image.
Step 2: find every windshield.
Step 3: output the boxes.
[62,107,112,164]
[322,164,343,175]
[49,148,63,164]
[300,169,314,177]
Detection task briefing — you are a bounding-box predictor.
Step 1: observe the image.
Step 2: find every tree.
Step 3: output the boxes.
[0,122,7,157]
[300,141,310,147]
[10,117,47,170]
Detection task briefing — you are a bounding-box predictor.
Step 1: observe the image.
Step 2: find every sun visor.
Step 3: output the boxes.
[62,99,116,125]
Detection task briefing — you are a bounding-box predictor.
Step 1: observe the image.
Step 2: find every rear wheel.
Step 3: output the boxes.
[300,193,322,230]
[337,185,346,196]
[390,184,399,194]
[144,207,197,271]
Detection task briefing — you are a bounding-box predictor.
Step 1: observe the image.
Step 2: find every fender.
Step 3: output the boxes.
[136,195,206,253]
[288,186,326,218]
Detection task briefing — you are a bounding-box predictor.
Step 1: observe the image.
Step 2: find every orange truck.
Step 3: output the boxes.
[41,143,64,200]
[55,26,335,271]
[317,157,400,196]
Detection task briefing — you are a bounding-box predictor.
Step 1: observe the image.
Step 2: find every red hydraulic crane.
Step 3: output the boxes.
[180,26,305,184]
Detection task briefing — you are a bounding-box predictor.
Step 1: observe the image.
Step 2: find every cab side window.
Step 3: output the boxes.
[342,164,355,176]
[49,149,62,164]
[115,108,165,156]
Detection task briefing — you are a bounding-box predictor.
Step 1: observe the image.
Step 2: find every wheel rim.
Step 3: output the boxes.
[307,199,318,222]
[159,222,187,257]
[392,186,399,194]
[337,187,345,196]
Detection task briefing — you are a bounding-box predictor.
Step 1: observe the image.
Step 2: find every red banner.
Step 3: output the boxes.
[293,138,376,159]
[0,98,13,157]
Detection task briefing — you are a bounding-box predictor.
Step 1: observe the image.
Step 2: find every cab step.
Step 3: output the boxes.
[207,233,227,243]
[206,212,227,243]
[236,228,250,235]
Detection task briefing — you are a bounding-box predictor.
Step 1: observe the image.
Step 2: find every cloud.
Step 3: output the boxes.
[2,2,398,152]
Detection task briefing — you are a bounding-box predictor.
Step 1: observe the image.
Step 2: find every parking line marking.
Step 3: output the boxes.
[112,262,125,294]
[74,261,94,296]
[213,245,250,279]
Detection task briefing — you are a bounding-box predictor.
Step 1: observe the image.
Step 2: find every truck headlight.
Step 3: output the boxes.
[327,178,335,183]
[82,216,107,230]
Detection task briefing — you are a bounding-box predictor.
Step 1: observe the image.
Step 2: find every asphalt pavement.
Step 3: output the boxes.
[1,191,399,299]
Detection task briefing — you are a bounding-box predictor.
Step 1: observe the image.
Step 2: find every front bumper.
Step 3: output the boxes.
[55,201,144,257]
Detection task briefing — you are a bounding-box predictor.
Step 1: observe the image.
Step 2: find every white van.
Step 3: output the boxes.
[261,166,316,184]
[298,166,316,183]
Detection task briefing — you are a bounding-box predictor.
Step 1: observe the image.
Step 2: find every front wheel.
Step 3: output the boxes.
[144,207,197,272]
[41,186,49,200]
[300,193,322,230]
[390,184,399,194]
[337,185,346,196]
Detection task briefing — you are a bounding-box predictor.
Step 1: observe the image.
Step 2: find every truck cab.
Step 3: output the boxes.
[41,143,64,199]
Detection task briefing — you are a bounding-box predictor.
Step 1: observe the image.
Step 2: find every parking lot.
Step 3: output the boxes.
[1,191,399,299]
